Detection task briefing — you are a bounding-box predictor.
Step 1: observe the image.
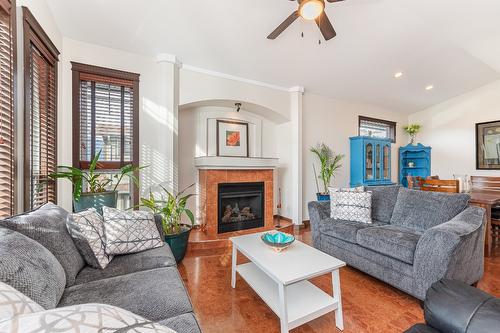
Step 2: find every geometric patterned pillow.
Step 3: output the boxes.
[328,186,365,218]
[0,303,177,332]
[66,209,113,269]
[0,281,44,322]
[102,207,163,255]
[330,191,373,223]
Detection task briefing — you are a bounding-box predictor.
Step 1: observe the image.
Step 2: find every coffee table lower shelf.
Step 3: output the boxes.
[236,262,339,330]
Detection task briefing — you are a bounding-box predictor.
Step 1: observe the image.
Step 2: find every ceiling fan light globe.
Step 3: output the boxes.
[299,0,324,20]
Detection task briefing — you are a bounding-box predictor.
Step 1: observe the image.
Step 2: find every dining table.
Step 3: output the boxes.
[469,189,500,257]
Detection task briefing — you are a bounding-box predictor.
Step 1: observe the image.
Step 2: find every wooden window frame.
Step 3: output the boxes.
[23,6,59,210]
[0,0,16,216]
[71,62,140,206]
[358,115,397,143]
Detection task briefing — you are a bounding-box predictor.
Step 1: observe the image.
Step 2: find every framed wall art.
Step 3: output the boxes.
[476,120,500,170]
[216,120,249,157]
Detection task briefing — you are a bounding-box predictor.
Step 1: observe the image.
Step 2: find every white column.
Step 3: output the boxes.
[150,54,180,194]
[290,86,304,225]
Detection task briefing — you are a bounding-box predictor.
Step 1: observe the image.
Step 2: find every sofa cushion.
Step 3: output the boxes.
[319,218,387,243]
[159,313,202,333]
[67,208,113,269]
[0,281,44,321]
[356,225,422,264]
[0,303,177,332]
[390,188,470,231]
[0,227,66,309]
[74,245,176,285]
[367,185,401,223]
[103,207,163,255]
[0,203,85,286]
[59,267,193,321]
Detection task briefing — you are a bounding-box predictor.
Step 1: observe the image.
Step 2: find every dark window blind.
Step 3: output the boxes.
[78,73,134,168]
[23,7,59,210]
[0,0,15,217]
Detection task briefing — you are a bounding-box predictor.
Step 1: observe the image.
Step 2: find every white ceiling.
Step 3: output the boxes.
[46,0,500,113]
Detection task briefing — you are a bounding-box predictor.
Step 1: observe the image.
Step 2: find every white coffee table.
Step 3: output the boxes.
[230,232,346,333]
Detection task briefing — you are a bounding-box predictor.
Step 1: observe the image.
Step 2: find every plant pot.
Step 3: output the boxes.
[316,193,330,201]
[164,225,192,263]
[73,191,118,214]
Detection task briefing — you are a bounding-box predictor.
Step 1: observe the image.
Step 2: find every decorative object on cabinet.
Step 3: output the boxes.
[403,123,422,145]
[399,143,431,187]
[310,143,344,200]
[350,136,393,187]
[476,120,500,170]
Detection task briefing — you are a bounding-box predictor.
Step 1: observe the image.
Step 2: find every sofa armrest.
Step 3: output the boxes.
[412,206,486,299]
[307,201,330,247]
[423,279,498,333]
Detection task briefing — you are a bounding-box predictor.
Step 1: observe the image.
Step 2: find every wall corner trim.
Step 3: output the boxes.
[156,53,181,66]
[289,86,305,93]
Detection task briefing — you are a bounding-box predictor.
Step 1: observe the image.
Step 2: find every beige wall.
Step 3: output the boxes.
[302,93,409,219]
[409,80,500,179]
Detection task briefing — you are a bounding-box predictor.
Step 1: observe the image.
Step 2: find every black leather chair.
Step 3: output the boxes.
[405,279,500,333]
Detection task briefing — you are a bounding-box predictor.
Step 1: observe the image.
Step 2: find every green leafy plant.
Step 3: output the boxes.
[310,143,344,194]
[403,124,422,144]
[140,184,196,235]
[49,150,146,201]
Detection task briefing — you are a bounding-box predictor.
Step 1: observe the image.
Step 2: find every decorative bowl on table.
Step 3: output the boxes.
[261,231,295,252]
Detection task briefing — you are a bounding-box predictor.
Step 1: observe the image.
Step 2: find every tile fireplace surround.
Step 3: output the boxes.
[198,169,274,238]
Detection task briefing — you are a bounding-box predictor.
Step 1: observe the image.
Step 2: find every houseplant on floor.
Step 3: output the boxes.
[49,150,145,213]
[140,184,195,263]
[310,143,344,201]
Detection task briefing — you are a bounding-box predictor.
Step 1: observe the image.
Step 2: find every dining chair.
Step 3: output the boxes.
[471,176,500,246]
[421,179,460,193]
[407,175,423,189]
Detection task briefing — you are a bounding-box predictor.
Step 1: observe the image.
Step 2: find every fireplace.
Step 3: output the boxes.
[218,182,265,234]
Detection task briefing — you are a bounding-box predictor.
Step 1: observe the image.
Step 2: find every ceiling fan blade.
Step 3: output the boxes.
[267,11,299,40]
[315,12,336,40]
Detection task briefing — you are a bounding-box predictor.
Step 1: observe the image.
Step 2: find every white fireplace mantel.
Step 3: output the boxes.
[194,156,279,170]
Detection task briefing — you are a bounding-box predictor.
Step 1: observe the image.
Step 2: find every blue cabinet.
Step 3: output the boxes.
[350,136,393,187]
[399,144,432,187]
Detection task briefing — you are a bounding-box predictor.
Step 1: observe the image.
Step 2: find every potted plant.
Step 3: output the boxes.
[310,143,344,201]
[49,150,145,213]
[140,184,195,263]
[403,124,422,145]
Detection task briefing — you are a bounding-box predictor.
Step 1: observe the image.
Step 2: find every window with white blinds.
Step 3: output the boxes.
[71,63,139,207]
[23,7,59,210]
[359,116,397,143]
[0,0,15,217]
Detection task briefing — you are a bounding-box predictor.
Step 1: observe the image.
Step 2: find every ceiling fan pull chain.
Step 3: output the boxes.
[301,31,304,38]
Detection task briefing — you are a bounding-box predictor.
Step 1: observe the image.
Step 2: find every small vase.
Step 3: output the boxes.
[410,134,416,145]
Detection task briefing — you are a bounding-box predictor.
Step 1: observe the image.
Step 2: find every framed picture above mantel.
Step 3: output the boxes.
[216,120,249,157]
[476,120,500,170]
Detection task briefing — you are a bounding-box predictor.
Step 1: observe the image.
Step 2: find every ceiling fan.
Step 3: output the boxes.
[267,0,344,41]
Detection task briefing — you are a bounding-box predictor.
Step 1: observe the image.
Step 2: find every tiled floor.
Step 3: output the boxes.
[178,227,500,333]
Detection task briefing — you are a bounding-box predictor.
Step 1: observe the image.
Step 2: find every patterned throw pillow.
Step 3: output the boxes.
[330,191,373,223]
[0,303,177,332]
[103,207,163,255]
[0,281,43,322]
[328,186,365,217]
[67,209,113,269]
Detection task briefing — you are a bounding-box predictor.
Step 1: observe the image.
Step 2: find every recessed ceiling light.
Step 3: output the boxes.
[425,85,434,91]
[394,72,403,79]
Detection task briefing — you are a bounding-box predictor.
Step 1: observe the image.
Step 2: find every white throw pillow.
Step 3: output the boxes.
[328,186,365,217]
[103,207,163,255]
[0,303,177,332]
[330,191,373,223]
[0,281,43,322]
[67,208,112,269]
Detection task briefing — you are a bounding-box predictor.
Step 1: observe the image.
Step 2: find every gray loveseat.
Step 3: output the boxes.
[0,203,201,333]
[308,186,486,300]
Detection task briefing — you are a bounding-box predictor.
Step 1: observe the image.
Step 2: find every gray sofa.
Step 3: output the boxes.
[308,186,486,300]
[0,203,201,333]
